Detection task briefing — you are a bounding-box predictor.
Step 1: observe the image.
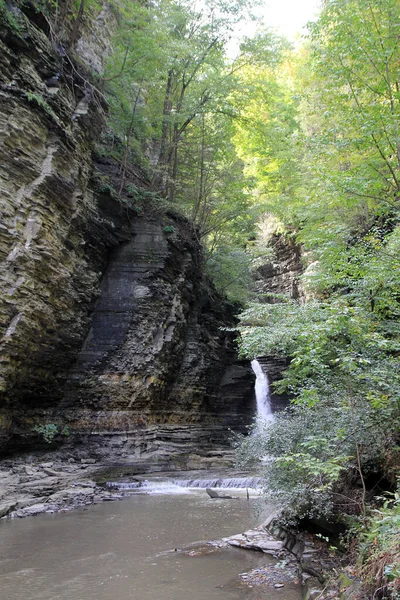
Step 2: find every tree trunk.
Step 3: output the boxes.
[119,84,143,195]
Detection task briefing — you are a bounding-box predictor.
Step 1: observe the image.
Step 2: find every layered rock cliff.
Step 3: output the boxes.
[253,232,303,301]
[0,8,255,465]
[0,10,110,445]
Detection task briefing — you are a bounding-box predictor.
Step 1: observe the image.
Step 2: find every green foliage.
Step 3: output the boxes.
[25,91,58,122]
[0,0,22,31]
[235,290,400,517]
[163,225,175,234]
[33,423,69,443]
[231,0,400,535]
[358,485,400,598]
[206,246,253,303]
[97,183,115,195]
[101,0,285,292]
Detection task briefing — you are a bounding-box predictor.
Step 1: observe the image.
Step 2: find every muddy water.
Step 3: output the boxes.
[0,491,301,600]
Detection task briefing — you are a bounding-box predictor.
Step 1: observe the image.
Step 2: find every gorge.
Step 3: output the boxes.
[1,1,400,598]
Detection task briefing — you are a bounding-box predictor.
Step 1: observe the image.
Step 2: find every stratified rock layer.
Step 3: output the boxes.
[58,212,255,465]
[253,233,303,300]
[0,10,130,447]
[65,217,217,419]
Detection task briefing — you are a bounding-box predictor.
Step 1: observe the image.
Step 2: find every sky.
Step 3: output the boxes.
[225,0,322,57]
[260,0,322,39]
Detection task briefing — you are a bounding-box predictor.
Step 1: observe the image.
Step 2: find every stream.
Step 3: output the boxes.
[0,487,301,600]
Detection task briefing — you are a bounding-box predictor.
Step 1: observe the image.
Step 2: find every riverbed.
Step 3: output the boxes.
[0,489,301,600]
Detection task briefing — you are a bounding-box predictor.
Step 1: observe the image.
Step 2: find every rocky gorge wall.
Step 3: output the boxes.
[57,200,255,469]
[0,7,255,465]
[0,9,114,447]
[253,232,303,301]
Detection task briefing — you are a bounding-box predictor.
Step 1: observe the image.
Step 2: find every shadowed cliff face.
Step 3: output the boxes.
[56,214,255,469]
[0,11,255,460]
[62,216,254,430]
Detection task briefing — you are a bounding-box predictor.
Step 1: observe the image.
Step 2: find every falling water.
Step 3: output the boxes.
[251,359,274,423]
[106,476,262,492]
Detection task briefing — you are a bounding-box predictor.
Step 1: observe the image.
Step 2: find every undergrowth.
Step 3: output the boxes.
[358,484,400,599]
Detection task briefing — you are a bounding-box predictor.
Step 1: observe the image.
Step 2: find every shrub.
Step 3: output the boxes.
[358,485,400,599]
[33,423,69,443]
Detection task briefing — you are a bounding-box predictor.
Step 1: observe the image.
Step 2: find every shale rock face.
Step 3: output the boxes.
[253,233,303,301]
[0,12,122,447]
[58,212,255,467]
[62,215,253,432]
[0,11,255,461]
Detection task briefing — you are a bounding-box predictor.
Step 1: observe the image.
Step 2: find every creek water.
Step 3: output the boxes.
[0,489,301,600]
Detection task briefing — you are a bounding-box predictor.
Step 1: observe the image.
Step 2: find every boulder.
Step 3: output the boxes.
[0,502,16,518]
[206,488,237,499]
[225,530,284,554]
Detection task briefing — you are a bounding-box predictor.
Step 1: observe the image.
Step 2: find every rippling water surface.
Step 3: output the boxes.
[0,490,301,600]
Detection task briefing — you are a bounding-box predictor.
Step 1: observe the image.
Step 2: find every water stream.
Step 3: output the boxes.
[0,490,300,600]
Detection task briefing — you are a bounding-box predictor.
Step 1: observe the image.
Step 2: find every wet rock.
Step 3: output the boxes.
[49,487,94,502]
[0,469,13,478]
[238,556,299,588]
[73,480,96,488]
[0,502,16,518]
[19,476,60,491]
[15,497,47,510]
[19,472,48,483]
[24,466,37,476]
[206,488,237,499]
[225,530,284,554]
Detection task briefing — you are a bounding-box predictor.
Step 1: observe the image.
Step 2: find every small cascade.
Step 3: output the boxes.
[106,476,262,492]
[172,476,261,489]
[251,359,274,423]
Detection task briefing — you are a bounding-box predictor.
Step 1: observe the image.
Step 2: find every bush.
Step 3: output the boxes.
[33,423,69,443]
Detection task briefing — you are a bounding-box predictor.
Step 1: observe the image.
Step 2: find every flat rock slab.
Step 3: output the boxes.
[49,487,94,502]
[9,503,58,518]
[224,530,284,554]
[19,477,60,490]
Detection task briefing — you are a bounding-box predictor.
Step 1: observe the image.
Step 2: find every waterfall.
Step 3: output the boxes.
[251,359,274,423]
[106,476,262,492]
